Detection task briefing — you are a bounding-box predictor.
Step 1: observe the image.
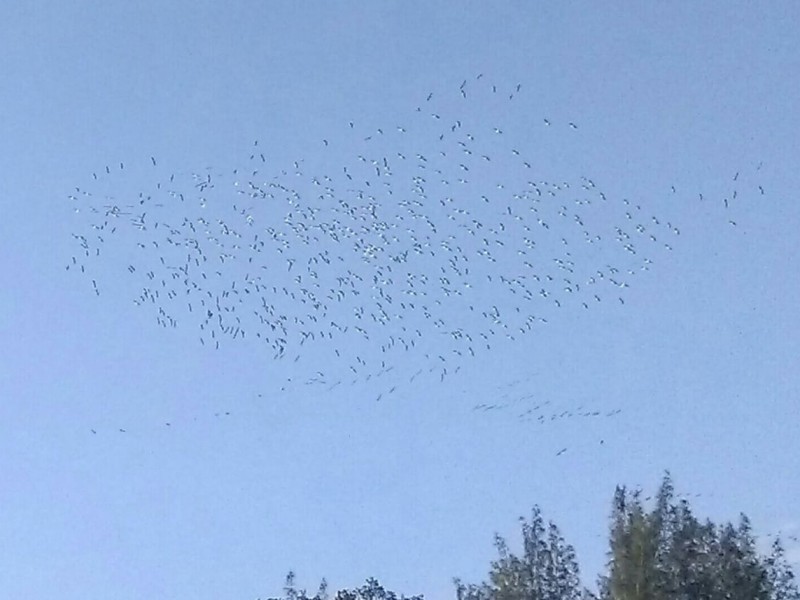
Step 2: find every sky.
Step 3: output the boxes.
[1,2,799,599]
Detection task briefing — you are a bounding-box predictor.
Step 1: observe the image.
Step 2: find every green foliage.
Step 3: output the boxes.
[270,473,799,600]
[334,578,423,600]
[454,506,589,600]
[269,572,423,600]
[601,472,799,600]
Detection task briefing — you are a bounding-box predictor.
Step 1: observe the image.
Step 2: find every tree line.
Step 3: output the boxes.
[268,474,798,600]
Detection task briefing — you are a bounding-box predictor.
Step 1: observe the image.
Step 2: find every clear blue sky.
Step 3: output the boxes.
[1,2,799,599]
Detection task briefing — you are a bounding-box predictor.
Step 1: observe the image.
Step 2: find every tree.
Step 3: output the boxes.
[335,578,423,600]
[764,538,800,600]
[454,505,589,600]
[268,573,422,600]
[269,474,799,600]
[599,473,799,600]
[604,490,660,600]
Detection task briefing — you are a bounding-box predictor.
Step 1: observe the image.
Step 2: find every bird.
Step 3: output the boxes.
[69,72,724,418]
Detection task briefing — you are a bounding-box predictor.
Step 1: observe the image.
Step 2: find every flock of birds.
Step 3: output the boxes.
[67,75,766,438]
